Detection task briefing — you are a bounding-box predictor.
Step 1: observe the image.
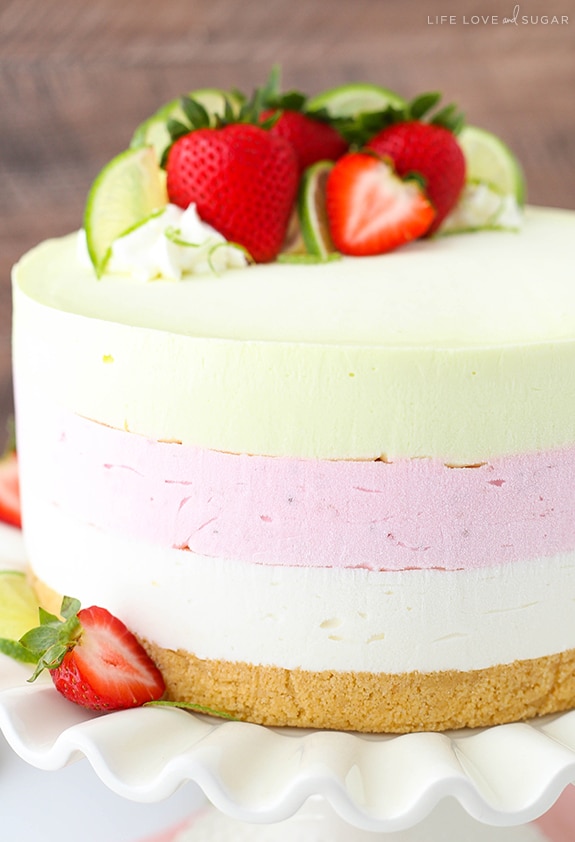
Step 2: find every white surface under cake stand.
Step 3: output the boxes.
[1,522,574,841]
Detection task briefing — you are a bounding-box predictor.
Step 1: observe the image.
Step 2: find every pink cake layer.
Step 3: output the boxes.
[20,399,575,571]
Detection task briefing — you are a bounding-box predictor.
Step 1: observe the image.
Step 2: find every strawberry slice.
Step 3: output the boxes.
[0,451,22,529]
[21,598,165,711]
[326,152,435,256]
[366,121,466,234]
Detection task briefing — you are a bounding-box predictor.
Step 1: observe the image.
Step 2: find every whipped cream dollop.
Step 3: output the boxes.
[81,203,248,282]
[440,183,523,235]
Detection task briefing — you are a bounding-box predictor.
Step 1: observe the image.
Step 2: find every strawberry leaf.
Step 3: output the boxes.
[237,86,267,123]
[305,105,332,122]
[431,103,465,134]
[28,642,70,681]
[37,606,61,625]
[260,64,282,102]
[223,96,236,124]
[258,64,309,115]
[167,118,192,142]
[19,624,61,654]
[18,596,83,680]
[181,96,211,130]
[229,86,246,106]
[408,92,442,121]
[335,91,465,146]
[403,170,428,191]
[331,105,407,146]
[60,596,82,620]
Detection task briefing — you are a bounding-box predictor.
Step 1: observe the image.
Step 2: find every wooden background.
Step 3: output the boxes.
[1,0,574,447]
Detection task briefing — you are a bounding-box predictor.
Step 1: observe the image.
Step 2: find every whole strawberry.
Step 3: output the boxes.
[21,597,165,711]
[167,121,298,263]
[367,120,465,234]
[261,109,348,173]
[258,65,348,173]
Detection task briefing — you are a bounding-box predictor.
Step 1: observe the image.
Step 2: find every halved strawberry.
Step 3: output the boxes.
[366,120,466,234]
[21,598,165,711]
[0,450,21,529]
[326,152,435,256]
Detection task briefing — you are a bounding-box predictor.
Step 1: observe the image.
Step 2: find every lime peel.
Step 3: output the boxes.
[298,160,337,261]
[458,125,526,205]
[0,637,37,663]
[278,253,341,264]
[162,228,251,274]
[0,570,41,662]
[307,83,406,118]
[84,146,168,278]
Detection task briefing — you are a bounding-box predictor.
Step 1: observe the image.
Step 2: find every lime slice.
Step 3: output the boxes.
[131,88,242,162]
[84,146,168,277]
[458,125,526,204]
[307,83,405,118]
[298,160,336,260]
[0,570,39,662]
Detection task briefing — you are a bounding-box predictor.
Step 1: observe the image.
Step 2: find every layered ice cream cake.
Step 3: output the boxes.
[11,76,575,731]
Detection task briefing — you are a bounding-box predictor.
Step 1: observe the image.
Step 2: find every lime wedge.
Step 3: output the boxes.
[298,160,336,260]
[131,88,242,162]
[458,125,526,204]
[307,83,405,118]
[84,146,168,277]
[0,570,39,662]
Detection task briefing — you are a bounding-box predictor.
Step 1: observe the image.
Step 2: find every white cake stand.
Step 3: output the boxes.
[2,652,575,840]
[1,523,574,840]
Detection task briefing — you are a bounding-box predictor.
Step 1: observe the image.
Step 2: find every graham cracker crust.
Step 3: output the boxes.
[142,639,575,733]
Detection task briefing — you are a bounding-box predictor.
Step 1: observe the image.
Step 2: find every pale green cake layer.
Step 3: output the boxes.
[12,206,575,461]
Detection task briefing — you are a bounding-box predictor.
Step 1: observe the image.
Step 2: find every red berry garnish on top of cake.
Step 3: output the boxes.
[261,109,349,174]
[326,152,436,255]
[364,93,466,234]
[21,597,165,711]
[84,76,521,274]
[165,92,299,264]
[258,65,348,174]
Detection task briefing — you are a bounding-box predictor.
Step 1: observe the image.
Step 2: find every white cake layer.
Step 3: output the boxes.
[24,498,575,675]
